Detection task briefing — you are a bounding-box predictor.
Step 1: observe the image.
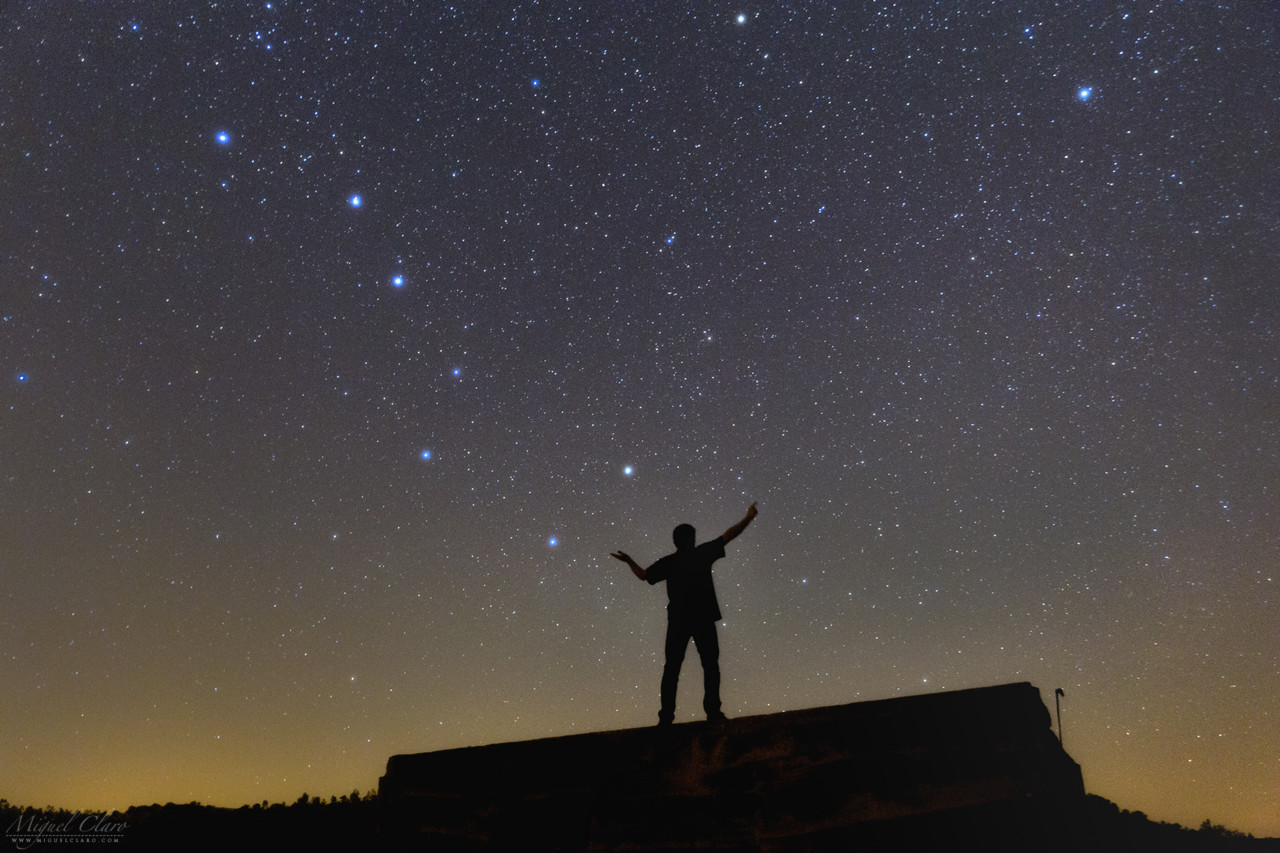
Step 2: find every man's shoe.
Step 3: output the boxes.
[705,712,729,724]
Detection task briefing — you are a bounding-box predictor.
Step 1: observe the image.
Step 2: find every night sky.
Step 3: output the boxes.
[2,1,1276,836]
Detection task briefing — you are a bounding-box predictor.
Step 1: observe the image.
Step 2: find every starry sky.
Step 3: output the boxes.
[2,1,1276,837]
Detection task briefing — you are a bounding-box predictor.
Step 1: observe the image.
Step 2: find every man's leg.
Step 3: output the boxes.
[691,621,723,719]
[659,618,690,725]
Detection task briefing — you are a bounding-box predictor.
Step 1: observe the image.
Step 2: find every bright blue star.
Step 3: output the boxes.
[736,13,747,25]
[391,275,405,288]
[1078,87,1093,101]
[665,235,675,245]
[452,367,461,377]
[531,78,540,88]
[17,373,28,383]
[215,130,232,146]
[348,194,363,208]
[623,465,634,476]
[548,536,558,547]
[420,449,432,461]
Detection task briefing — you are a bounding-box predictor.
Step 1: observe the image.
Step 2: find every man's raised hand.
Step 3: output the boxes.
[611,551,646,581]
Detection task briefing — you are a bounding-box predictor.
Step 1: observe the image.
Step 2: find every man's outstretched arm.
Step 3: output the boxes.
[720,501,759,545]
[610,551,646,581]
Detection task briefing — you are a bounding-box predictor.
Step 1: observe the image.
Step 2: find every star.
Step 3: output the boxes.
[16,373,28,383]
[623,465,634,476]
[214,130,232,146]
[391,275,405,288]
[1078,87,1093,101]
[348,194,363,208]
[420,449,432,461]
[736,13,747,25]
[548,537,558,547]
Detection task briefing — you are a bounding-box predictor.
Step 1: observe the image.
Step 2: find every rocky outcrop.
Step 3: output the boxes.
[379,682,1084,850]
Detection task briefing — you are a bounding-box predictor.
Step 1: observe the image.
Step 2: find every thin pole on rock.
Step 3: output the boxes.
[1055,688,1065,747]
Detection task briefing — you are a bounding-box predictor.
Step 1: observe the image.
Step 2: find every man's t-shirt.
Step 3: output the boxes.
[646,538,726,623]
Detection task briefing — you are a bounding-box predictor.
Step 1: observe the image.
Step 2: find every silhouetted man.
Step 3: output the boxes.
[611,502,758,725]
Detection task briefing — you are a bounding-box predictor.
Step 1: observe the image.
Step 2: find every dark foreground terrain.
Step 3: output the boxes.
[3,793,1274,852]
[6,685,1276,851]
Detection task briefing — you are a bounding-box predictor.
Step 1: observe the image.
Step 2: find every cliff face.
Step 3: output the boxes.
[379,682,1085,850]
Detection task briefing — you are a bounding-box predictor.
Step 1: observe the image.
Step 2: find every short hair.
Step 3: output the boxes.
[672,523,696,550]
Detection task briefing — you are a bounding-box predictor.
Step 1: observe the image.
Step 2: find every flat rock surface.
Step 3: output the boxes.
[380,682,1085,850]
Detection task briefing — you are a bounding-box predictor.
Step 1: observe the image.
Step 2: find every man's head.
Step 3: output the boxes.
[672,523,696,551]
